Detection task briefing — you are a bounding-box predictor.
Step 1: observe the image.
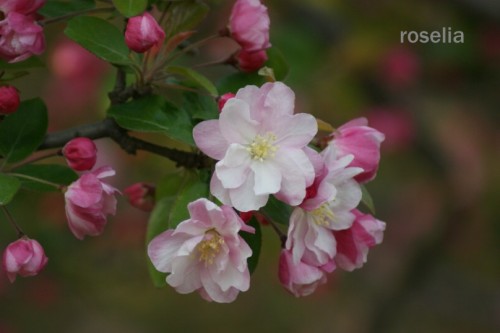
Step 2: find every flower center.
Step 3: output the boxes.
[197,230,224,266]
[247,133,278,162]
[310,203,335,226]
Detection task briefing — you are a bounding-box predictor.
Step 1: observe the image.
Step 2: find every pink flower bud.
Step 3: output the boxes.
[236,49,267,72]
[0,0,46,16]
[0,12,45,63]
[0,85,20,115]
[229,0,271,52]
[124,182,155,212]
[217,92,235,111]
[2,237,48,283]
[125,12,165,53]
[62,137,97,171]
[328,118,385,183]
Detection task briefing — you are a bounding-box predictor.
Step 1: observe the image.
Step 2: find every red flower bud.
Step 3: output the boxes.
[0,85,20,114]
[2,237,48,283]
[62,137,97,171]
[218,93,235,111]
[236,49,267,72]
[124,182,156,212]
[125,12,165,53]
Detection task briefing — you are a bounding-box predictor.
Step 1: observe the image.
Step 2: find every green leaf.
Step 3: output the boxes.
[107,95,195,145]
[167,66,218,97]
[65,16,131,65]
[0,57,44,70]
[217,72,264,95]
[360,185,376,214]
[13,164,78,192]
[145,170,209,287]
[170,0,209,35]
[0,173,21,205]
[261,196,292,226]
[181,92,218,121]
[39,0,95,18]
[240,217,262,275]
[266,47,289,81]
[0,99,48,164]
[112,0,147,17]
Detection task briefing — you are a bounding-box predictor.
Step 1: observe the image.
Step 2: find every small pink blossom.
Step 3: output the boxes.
[217,92,235,111]
[193,82,317,212]
[229,0,271,52]
[0,12,45,63]
[328,117,385,183]
[334,209,386,271]
[62,137,97,171]
[123,182,155,212]
[0,85,20,114]
[236,49,268,72]
[0,0,46,15]
[125,12,165,53]
[148,198,254,303]
[278,249,328,297]
[2,237,48,283]
[64,166,119,240]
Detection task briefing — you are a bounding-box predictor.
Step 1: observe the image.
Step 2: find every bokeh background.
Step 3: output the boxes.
[1,0,499,332]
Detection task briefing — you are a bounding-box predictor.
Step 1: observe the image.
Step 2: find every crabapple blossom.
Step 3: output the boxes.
[328,117,385,183]
[278,249,329,297]
[2,237,48,283]
[62,137,97,171]
[0,0,45,16]
[334,209,386,271]
[123,182,155,212]
[0,85,20,114]
[193,82,317,212]
[235,49,268,72]
[229,0,271,52]
[0,12,45,63]
[148,198,254,303]
[286,148,363,267]
[64,166,119,240]
[125,12,165,53]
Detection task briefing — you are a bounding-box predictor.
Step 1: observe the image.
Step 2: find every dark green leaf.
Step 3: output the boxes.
[112,0,147,17]
[0,71,29,82]
[182,92,218,121]
[13,164,78,192]
[107,95,195,145]
[0,173,21,205]
[360,185,376,214]
[39,0,95,18]
[0,57,44,70]
[167,66,218,97]
[266,47,289,81]
[170,0,209,35]
[240,217,261,275]
[217,72,264,95]
[65,16,131,65]
[260,196,292,226]
[0,99,48,164]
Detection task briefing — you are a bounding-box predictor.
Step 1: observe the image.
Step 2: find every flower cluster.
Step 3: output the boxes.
[0,0,45,63]
[149,80,386,301]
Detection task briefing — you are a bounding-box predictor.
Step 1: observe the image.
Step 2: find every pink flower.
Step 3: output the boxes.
[148,198,254,303]
[2,237,48,283]
[0,12,45,63]
[0,85,20,114]
[193,82,317,212]
[125,12,165,53]
[0,0,46,15]
[334,209,386,271]
[229,0,271,52]
[217,92,235,111]
[64,166,119,240]
[236,49,267,72]
[328,117,385,183]
[62,137,97,171]
[123,182,155,212]
[278,249,328,297]
[286,148,363,267]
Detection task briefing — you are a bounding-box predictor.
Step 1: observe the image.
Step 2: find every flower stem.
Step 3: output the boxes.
[8,173,64,190]
[8,150,61,172]
[1,206,24,238]
[261,213,287,248]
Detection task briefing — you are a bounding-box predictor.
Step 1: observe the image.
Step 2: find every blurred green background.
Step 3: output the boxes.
[1,0,499,332]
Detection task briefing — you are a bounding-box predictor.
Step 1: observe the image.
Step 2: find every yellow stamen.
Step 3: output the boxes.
[246,133,278,162]
[197,230,224,266]
[310,203,335,226]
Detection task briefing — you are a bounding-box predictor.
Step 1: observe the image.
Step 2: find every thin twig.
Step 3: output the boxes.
[1,206,25,238]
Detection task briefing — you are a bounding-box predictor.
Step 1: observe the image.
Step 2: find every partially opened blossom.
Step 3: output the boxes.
[2,237,48,283]
[148,198,254,303]
[193,82,317,212]
[0,12,45,63]
[125,12,165,53]
[236,49,268,72]
[334,209,386,271]
[0,0,45,15]
[229,0,271,52]
[328,117,385,183]
[278,249,328,297]
[0,85,20,115]
[62,137,97,171]
[123,182,155,212]
[64,166,119,240]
